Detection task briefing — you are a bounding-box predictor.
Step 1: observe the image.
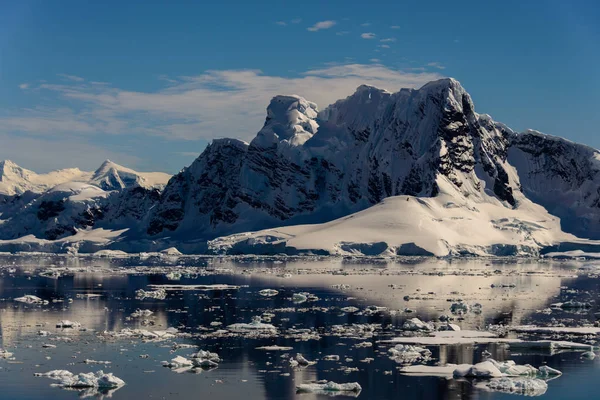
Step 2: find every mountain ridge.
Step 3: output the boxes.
[1,77,599,256]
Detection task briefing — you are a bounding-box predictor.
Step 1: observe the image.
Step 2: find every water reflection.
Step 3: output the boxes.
[0,256,597,399]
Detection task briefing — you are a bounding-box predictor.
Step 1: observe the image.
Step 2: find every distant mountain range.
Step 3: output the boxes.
[1,78,600,256]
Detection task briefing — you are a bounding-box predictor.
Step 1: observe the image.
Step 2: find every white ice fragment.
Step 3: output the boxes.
[388,345,432,364]
[402,318,434,331]
[135,288,167,300]
[295,353,316,366]
[259,289,279,297]
[36,370,125,389]
[296,381,362,394]
[14,295,48,305]
[56,320,81,329]
[480,378,548,396]
[256,345,293,351]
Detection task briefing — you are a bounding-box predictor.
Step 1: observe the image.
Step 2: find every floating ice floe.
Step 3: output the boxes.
[256,345,293,351]
[388,344,432,365]
[476,378,548,396]
[147,284,240,291]
[227,316,277,334]
[383,330,595,353]
[162,350,220,372]
[450,302,482,315]
[296,381,362,395]
[165,271,182,280]
[340,306,360,313]
[100,327,180,341]
[130,309,154,318]
[83,359,111,365]
[56,320,81,329]
[550,301,592,309]
[0,349,13,359]
[35,370,125,389]
[323,355,340,361]
[14,295,48,305]
[135,288,167,300]
[75,293,102,299]
[259,289,279,297]
[294,353,316,367]
[402,318,434,331]
[401,358,561,380]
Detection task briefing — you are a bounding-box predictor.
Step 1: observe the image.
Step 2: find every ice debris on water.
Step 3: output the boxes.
[227,316,277,334]
[135,288,167,300]
[480,378,548,396]
[162,350,220,371]
[130,309,154,318]
[450,301,482,315]
[14,295,48,305]
[402,318,434,331]
[256,345,293,351]
[56,320,81,329]
[293,353,316,367]
[0,349,13,359]
[259,289,279,297]
[388,345,432,365]
[35,370,125,389]
[296,381,362,394]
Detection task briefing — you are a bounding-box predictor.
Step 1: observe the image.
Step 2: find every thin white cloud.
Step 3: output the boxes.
[336,31,350,36]
[361,22,371,27]
[1,65,444,143]
[378,44,390,49]
[307,20,336,32]
[380,38,396,42]
[19,83,29,90]
[427,62,446,70]
[390,25,400,29]
[369,58,381,63]
[361,32,376,39]
[57,73,85,82]
[275,21,287,26]
[291,18,302,24]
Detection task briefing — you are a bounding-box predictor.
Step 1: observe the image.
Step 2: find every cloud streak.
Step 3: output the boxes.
[3,64,444,152]
[307,20,336,31]
[361,32,376,39]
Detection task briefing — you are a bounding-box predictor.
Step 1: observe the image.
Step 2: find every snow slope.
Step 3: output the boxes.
[208,178,577,256]
[0,160,88,196]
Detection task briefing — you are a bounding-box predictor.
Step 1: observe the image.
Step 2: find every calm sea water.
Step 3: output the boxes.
[0,255,598,399]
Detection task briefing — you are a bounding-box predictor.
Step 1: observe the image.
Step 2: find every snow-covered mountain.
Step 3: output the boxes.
[0,160,169,242]
[1,77,600,256]
[0,159,170,196]
[0,160,89,196]
[145,78,600,243]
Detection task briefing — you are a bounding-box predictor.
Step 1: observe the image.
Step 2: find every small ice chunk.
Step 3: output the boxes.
[295,353,316,366]
[482,378,548,396]
[402,318,434,331]
[296,381,362,394]
[259,289,279,297]
[256,345,293,351]
[388,345,432,364]
[135,288,167,300]
[56,320,81,329]
[14,295,48,305]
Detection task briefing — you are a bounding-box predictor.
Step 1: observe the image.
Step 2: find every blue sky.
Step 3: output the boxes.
[0,0,598,173]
